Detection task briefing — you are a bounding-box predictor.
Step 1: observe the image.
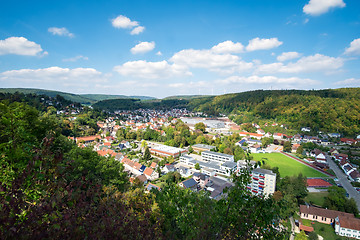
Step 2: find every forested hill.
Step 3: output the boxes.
[0,88,156,104]
[92,98,190,111]
[189,88,360,136]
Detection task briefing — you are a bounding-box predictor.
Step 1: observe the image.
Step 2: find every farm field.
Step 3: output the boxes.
[251,153,328,178]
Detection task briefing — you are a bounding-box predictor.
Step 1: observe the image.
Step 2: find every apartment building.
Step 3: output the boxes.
[248,168,276,197]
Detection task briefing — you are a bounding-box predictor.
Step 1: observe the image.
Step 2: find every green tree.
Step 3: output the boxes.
[194,122,206,132]
[295,230,308,240]
[283,141,291,152]
[296,145,304,155]
[143,146,152,161]
[195,163,201,170]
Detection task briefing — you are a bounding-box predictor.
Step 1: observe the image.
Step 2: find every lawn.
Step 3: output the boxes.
[251,153,328,178]
[301,219,348,239]
[305,192,329,207]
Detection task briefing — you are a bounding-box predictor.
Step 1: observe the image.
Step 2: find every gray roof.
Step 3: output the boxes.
[222,161,237,169]
[181,178,198,189]
[252,168,276,176]
[202,151,233,158]
[192,144,216,150]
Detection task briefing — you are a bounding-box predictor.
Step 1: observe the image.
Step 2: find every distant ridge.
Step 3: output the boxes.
[163,95,212,100]
[0,88,156,104]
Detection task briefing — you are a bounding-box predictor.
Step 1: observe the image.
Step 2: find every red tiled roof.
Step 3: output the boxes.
[143,167,154,176]
[299,224,314,232]
[76,135,101,142]
[307,179,332,187]
[150,162,158,168]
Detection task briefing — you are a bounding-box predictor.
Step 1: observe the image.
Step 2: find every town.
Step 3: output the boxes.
[65,103,360,239]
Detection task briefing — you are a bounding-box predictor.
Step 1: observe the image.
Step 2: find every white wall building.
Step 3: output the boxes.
[335,216,360,239]
[201,151,234,163]
[248,168,276,197]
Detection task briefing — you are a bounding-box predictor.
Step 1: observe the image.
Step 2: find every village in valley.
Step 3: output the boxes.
[66,104,360,239]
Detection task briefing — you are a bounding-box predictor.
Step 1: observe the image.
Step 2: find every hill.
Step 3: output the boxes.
[189,88,360,136]
[0,88,156,104]
[92,98,189,111]
[163,95,211,100]
[0,88,95,104]
[80,94,156,101]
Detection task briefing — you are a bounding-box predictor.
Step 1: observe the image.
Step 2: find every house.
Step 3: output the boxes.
[163,164,176,174]
[335,216,360,239]
[150,162,158,169]
[334,153,349,162]
[273,133,285,140]
[330,148,340,156]
[235,138,247,147]
[205,176,234,200]
[135,174,148,185]
[145,183,161,192]
[143,167,159,180]
[177,166,192,177]
[193,172,210,188]
[179,178,198,191]
[300,205,354,225]
[340,138,357,145]
[249,144,261,153]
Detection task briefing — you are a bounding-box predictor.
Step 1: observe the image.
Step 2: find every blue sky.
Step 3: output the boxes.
[0,0,359,98]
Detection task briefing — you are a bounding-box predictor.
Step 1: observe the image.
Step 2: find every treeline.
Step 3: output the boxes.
[0,99,289,239]
[92,98,189,111]
[190,88,360,136]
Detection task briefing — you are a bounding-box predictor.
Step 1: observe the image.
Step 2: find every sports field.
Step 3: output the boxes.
[251,153,328,178]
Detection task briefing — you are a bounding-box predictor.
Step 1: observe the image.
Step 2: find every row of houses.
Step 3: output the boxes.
[300,205,360,239]
[121,158,159,181]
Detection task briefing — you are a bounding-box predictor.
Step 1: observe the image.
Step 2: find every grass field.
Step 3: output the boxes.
[251,153,328,178]
[305,192,329,207]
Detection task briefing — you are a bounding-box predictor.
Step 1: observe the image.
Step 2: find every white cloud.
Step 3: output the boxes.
[170,49,253,74]
[63,55,89,62]
[130,26,145,35]
[211,40,244,54]
[334,78,360,86]
[0,37,45,56]
[168,81,207,88]
[217,75,318,86]
[303,0,345,16]
[344,38,360,56]
[0,67,107,91]
[130,41,155,54]
[48,27,74,38]
[246,37,283,51]
[113,60,192,79]
[257,54,344,74]
[111,15,139,29]
[156,51,162,56]
[277,52,301,61]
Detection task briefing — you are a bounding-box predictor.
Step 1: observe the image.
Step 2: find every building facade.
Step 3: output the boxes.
[248,168,276,197]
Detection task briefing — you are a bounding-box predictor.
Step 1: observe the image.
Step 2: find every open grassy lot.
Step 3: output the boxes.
[301,218,348,239]
[305,192,329,207]
[251,153,328,178]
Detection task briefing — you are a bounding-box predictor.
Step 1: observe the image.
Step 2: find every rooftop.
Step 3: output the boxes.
[151,144,186,154]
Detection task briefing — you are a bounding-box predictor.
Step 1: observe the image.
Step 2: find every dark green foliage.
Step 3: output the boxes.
[283,141,292,153]
[194,122,206,132]
[93,98,189,111]
[143,147,152,161]
[190,88,360,136]
[324,186,359,215]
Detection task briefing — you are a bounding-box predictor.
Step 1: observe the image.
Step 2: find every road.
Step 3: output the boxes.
[328,158,360,211]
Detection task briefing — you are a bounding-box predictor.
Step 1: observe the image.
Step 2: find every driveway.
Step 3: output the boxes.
[328,158,360,211]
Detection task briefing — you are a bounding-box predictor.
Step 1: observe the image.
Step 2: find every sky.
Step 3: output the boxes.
[0,0,360,98]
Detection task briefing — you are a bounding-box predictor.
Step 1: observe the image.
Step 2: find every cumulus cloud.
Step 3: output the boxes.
[130,41,155,54]
[111,15,145,35]
[113,60,192,79]
[48,27,74,38]
[344,38,360,56]
[246,37,283,51]
[303,0,345,16]
[63,55,89,62]
[217,75,318,85]
[168,81,207,88]
[277,52,301,61]
[211,40,244,54]
[130,26,145,35]
[334,78,360,86]
[0,37,46,56]
[111,15,139,28]
[0,67,107,91]
[257,54,344,74]
[170,49,253,74]
[156,51,162,56]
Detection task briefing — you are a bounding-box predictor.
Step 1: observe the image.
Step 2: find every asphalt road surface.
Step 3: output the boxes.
[328,158,360,211]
